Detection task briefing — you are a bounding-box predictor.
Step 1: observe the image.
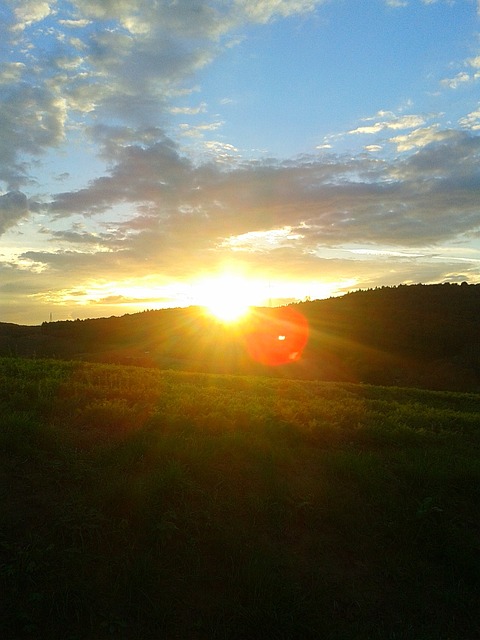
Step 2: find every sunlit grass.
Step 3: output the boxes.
[1,357,479,639]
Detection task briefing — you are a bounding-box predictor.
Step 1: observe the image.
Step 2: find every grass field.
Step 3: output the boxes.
[1,356,480,639]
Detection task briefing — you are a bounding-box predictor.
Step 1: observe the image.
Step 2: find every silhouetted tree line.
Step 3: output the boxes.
[299,282,480,360]
[1,283,480,391]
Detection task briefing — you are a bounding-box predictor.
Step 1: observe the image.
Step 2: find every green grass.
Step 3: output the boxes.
[1,356,479,639]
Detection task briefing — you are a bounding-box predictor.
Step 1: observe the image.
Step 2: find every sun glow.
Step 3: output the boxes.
[194,272,263,323]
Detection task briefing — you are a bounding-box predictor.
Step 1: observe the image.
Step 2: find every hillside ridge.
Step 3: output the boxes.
[2,283,479,392]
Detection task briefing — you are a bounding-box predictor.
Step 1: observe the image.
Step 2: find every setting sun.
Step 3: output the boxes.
[195,273,260,323]
[206,298,250,323]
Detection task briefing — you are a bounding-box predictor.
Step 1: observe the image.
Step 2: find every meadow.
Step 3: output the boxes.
[1,355,480,639]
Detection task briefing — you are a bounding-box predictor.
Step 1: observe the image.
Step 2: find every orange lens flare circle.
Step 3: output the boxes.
[245,307,309,366]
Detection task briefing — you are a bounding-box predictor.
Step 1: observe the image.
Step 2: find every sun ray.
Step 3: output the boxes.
[194,272,261,323]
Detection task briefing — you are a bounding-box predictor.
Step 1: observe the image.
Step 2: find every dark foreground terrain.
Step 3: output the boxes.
[1,356,479,639]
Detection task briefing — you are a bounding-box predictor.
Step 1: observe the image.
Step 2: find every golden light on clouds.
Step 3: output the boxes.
[2,1,480,327]
[31,273,358,320]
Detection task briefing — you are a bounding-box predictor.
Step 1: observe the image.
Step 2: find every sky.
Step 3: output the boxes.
[1,0,480,325]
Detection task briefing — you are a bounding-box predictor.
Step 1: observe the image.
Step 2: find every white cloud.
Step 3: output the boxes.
[389,125,456,151]
[170,102,207,115]
[441,71,472,89]
[467,56,480,70]
[234,0,320,23]
[179,122,225,138]
[0,62,26,84]
[68,0,145,22]
[57,19,91,28]
[440,53,480,90]
[459,106,480,131]
[203,141,240,162]
[11,0,55,30]
[348,113,427,135]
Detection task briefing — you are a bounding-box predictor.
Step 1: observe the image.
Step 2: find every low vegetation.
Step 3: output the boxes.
[1,356,479,638]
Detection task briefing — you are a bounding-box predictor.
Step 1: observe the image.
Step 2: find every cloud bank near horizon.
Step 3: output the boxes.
[1,0,480,323]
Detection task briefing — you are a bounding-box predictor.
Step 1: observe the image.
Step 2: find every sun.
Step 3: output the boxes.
[206,297,250,322]
[195,273,257,323]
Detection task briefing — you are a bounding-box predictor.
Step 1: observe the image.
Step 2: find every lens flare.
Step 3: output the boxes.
[245,307,309,366]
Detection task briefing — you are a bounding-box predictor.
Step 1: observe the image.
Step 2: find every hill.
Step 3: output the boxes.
[1,357,480,639]
[1,283,479,392]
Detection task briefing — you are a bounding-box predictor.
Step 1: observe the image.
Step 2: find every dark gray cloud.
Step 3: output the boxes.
[46,129,480,256]
[45,228,127,248]
[0,191,29,234]
[0,82,66,188]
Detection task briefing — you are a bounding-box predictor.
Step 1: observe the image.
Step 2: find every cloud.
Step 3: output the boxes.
[392,130,480,182]
[383,0,455,7]
[234,0,320,23]
[348,113,427,135]
[179,121,225,138]
[0,79,67,187]
[0,191,29,235]
[440,72,472,90]
[467,55,480,70]
[459,105,480,131]
[388,124,457,151]
[169,102,207,115]
[49,132,193,217]
[440,53,480,90]
[42,127,480,271]
[1,0,329,191]
[2,0,480,324]
[11,0,54,31]
[57,18,91,28]
[0,62,26,83]
[202,141,240,164]
[45,228,126,249]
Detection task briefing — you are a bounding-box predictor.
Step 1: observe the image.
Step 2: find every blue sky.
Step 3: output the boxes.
[1,0,480,324]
